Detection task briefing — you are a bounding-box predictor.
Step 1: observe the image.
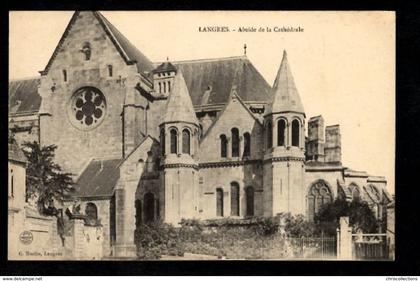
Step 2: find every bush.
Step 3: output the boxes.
[134,221,184,260]
[278,213,318,237]
[134,215,321,259]
[315,199,379,235]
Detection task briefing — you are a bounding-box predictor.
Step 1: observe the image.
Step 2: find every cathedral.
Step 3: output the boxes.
[9,11,391,257]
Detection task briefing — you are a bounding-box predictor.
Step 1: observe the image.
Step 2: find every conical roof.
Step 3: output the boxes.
[266,50,305,115]
[162,71,199,125]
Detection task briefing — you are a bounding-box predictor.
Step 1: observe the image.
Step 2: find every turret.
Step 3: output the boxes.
[159,71,200,224]
[152,60,177,97]
[263,50,306,216]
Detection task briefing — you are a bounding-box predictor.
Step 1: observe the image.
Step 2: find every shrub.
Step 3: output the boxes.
[278,213,318,237]
[252,216,280,236]
[134,221,184,260]
[315,199,379,235]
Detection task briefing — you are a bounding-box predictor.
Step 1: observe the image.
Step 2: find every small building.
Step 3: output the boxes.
[8,142,28,259]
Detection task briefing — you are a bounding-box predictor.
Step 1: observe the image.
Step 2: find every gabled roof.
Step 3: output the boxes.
[8,78,41,115]
[75,158,122,198]
[202,89,262,140]
[266,50,305,115]
[162,71,199,125]
[172,56,272,107]
[95,12,154,74]
[8,143,27,164]
[40,11,154,76]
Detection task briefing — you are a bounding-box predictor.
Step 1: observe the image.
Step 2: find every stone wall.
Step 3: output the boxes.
[324,125,341,163]
[38,11,138,176]
[199,164,263,219]
[9,208,63,260]
[199,95,264,163]
[306,115,325,161]
[79,199,111,256]
[9,114,40,146]
[71,219,104,260]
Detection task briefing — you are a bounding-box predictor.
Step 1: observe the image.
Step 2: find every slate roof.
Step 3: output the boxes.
[8,143,27,164]
[163,71,199,125]
[95,12,154,74]
[75,158,122,198]
[305,161,342,167]
[8,78,41,115]
[172,56,272,107]
[266,50,305,115]
[153,61,177,74]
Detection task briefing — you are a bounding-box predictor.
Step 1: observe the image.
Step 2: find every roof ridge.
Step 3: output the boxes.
[201,85,261,140]
[156,55,247,65]
[9,76,40,82]
[94,11,131,61]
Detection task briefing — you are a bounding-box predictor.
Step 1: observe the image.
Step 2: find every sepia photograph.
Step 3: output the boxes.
[8,11,395,261]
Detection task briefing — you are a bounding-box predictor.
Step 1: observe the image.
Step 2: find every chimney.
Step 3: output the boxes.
[306,115,325,162]
[324,125,341,163]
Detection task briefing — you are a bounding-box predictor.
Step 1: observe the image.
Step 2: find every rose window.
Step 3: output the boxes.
[69,87,106,130]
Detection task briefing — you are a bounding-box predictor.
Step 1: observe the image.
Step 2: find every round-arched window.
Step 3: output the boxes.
[69,87,106,130]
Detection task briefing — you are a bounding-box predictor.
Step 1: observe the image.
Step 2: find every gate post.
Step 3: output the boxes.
[337,216,353,260]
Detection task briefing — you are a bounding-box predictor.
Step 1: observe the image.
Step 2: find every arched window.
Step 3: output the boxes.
[144,193,155,224]
[292,119,300,147]
[160,128,165,155]
[277,119,286,146]
[245,186,255,216]
[243,132,251,157]
[135,199,142,227]
[231,128,240,157]
[182,129,191,154]
[350,184,361,202]
[158,82,162,94]
[266,121,273,149]
[85,202,98,224]
[168,81,171,92]
[220,134,227,158]
[307,181,333,221]
[163,81,167,93]
[216,188,224,217]
[170,128,178,154]
[230,182,240,216]
[108,65,113,77]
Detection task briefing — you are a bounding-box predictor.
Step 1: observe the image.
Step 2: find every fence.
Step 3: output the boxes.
[288,237,337,260]
[184,234,337,260]
[352,233,389,260]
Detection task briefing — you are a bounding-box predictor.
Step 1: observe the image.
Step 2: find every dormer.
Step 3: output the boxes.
[152,61,177,96]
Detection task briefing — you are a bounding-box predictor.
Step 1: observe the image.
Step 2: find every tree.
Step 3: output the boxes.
[8,130,16,144]
[22,141,76,215]
[278,213,318,237]
[315,198,379,236]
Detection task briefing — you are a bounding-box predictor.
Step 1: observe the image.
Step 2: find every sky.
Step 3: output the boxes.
[9,11,395,194]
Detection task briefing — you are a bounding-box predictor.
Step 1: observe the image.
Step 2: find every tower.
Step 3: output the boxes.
[152,60,177,97]
[159,71,200,225]
[263,50,306,216]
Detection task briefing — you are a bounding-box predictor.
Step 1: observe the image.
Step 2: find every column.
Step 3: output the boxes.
[227,137,232,159]
[72,218,86,259]
[273,119,278,147]
[239,135,243,158]
[338,216,353,260]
